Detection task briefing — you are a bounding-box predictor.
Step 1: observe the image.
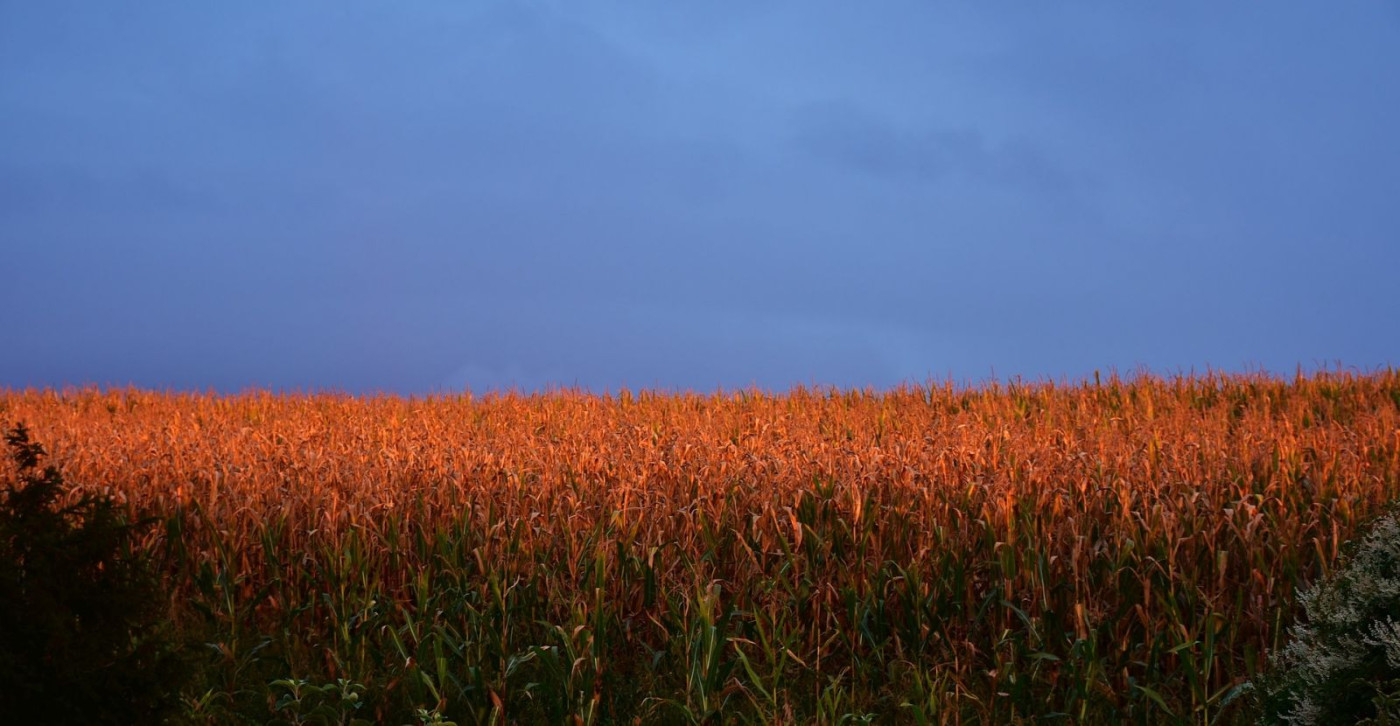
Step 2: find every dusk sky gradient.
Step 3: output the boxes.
[3,2,1398,394]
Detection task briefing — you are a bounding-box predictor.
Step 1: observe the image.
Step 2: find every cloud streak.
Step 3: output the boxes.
[792,99,1069,193]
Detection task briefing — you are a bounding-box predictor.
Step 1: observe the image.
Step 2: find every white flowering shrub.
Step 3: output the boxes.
[1255,508,1400,725]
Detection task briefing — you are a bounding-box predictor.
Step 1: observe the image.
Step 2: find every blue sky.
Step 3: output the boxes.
[2,2,1397,394]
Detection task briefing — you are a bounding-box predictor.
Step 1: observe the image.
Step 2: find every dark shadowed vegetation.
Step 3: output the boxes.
[0,424,187,723]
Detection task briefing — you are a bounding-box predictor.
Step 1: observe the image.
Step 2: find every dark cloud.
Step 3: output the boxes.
[793,101,976,183]
[791,99,1076,199]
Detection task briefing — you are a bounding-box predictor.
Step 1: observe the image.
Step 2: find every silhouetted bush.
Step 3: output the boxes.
[0,423,187,723]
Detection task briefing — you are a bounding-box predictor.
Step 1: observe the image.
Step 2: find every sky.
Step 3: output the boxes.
[2,2,1398,395]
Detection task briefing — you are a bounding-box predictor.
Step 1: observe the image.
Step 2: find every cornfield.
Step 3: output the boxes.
[3,370,1399,724]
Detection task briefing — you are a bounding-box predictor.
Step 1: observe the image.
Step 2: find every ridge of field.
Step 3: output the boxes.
[2,370,1398,723]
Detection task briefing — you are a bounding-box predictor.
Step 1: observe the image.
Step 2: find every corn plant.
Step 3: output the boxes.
[1,370,1396,722]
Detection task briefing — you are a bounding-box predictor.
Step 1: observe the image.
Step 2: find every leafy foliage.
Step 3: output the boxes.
[1254,506,1400,725]
[0,423,187,723]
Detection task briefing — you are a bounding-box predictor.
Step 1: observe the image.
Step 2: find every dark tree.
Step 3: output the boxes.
[0,423,187,723]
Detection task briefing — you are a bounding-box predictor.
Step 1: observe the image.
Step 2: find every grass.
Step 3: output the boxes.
[1,369,1397,723]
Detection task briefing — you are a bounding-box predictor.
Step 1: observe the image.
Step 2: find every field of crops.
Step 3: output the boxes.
[3,370,1399,724]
